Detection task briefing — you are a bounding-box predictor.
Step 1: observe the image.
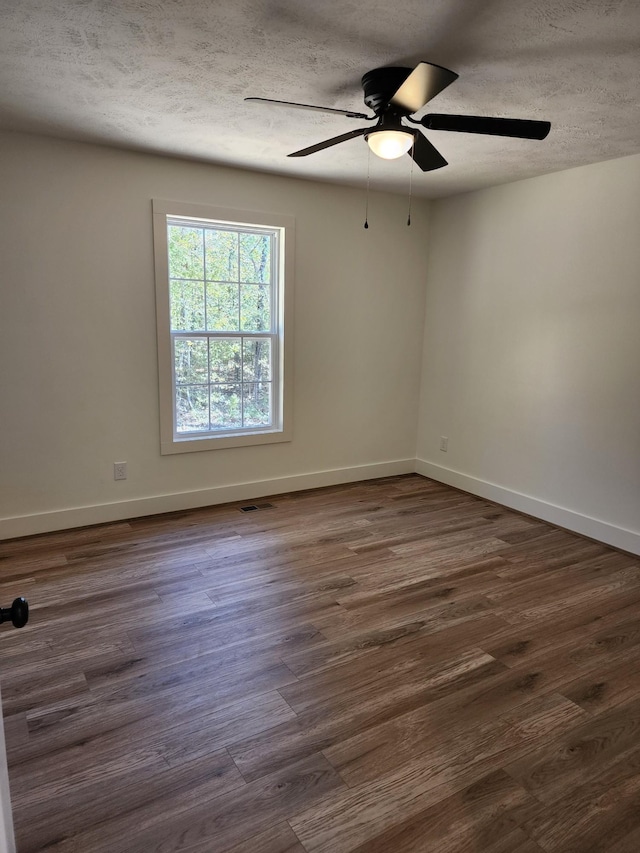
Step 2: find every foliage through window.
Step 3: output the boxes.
[153,201,293,453]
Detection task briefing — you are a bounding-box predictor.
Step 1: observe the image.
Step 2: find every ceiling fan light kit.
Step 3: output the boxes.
[246,61,551,170]
[366,128,414,160]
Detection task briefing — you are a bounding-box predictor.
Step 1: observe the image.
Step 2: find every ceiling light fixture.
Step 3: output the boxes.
[365,128,414,160]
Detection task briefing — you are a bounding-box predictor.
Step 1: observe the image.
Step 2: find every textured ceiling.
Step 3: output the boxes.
[1,0,639,198]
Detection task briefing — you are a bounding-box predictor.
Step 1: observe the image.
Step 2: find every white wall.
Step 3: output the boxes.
[3,130,639,554]
[416,153,640,554]
[0,132,430,537]
[0,687,15,853]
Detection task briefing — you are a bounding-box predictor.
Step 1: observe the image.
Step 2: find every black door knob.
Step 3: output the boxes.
[0,598,29,629]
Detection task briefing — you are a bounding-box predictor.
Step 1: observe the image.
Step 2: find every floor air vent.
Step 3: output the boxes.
[239,503,275,512]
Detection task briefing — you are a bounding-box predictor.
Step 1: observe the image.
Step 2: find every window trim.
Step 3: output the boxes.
[152,199,294,454]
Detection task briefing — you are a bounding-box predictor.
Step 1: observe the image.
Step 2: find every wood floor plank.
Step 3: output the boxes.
[483,597,640,669]
[11,665,295,766]
[14,739,245,852]
[560,647,640,715]
[182,823,307,853]
[289,746,535,853]
[517,740,640,852]
[606,824,640,853]
[3,474,640,852]
[278,615,509,715]
[340,769,536,853]
[53,754,344,853]
[325,688,586,790]
[314,591,496,641]
[505,694,640,804]
[230,649,504,783]
[14,689,295,772]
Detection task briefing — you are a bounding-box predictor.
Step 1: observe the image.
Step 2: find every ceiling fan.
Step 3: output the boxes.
[246,62,551,171]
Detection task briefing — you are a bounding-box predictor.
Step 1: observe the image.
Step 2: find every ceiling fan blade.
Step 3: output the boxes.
[409,131,448,172]
[390,62,458,113]
[245,97,370,120]
[422,114,551,140]
[288,127,369,157]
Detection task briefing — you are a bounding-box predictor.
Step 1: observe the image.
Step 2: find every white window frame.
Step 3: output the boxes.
[152,199,294,454]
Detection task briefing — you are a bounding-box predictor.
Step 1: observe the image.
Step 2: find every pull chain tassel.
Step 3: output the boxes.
[364,145,371,229]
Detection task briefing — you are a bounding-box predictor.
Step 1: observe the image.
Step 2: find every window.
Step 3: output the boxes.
[153,200,293,453]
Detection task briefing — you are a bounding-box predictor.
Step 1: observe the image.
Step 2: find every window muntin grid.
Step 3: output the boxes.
[166,218,279,438]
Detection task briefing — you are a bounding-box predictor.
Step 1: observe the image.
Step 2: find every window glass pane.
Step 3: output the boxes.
[206,282,240,331]
[239,233,270,283]
[174,339,208,385]
[176,385,209,433]
[243,339,271,382]
[168,226,204,280]
[205,229,238,282]
[240,284,271,331]
[243,382,271,427]
[170,280,205,331]
[158,206,287,448]
[211,385,242,429]
[210,339,241,384]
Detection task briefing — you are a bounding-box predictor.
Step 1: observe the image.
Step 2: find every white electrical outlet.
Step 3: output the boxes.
[113,462,127,481]
[440,436,449,452]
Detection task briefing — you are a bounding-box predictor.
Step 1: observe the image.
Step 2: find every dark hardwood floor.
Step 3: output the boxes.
[2,474,640,852]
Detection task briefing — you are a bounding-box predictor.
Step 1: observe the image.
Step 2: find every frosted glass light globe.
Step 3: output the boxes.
[366,130,414,160]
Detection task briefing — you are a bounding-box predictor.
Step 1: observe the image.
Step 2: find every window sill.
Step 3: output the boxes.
[161,426,292,455]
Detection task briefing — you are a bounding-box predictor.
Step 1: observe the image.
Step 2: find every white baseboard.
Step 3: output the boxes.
[0,459,415,540]
[415,458,640,556]
[4,457,639,556]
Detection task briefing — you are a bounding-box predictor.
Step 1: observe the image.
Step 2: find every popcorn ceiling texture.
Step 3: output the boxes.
[0,0,639,197]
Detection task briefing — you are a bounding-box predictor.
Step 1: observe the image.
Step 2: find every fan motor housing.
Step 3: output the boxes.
[362,67,414,115]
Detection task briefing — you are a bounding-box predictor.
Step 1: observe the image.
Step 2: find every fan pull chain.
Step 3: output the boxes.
[364,146,371,229]
[407,135,415,226]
